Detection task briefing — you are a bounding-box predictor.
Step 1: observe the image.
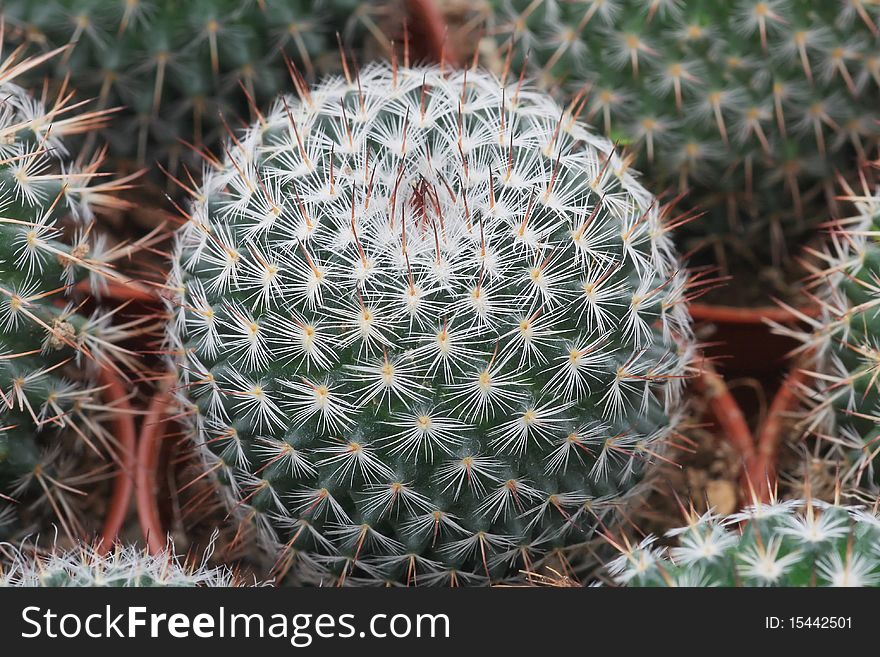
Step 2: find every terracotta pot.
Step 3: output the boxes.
[405,0,450,64]
[136,388,174,555]
[64,234,166,548]
[695,356,807,505]
[689,302,817,375]
[47,275,148,548]
[74,278,157,304]
[97,366,137,547]
[746,365,808,503]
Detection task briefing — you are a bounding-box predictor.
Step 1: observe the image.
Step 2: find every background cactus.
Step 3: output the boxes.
[609,496,880,586]
[0,0,390,175]
[481,0,880,296]
[0,539,258,586]
[0,44,141,541]
[775,173,880,490]
[166,62,695,585]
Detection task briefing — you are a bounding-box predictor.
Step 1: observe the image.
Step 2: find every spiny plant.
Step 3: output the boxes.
[483,0,880,285]
[609,495,880,586]
[0,539,260,586]
[0,0,385,172]
[166,61,695,586]
[774,169,880,490]
[0,41,143,541]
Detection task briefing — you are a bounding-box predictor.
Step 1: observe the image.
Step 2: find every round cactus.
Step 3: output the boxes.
[483,0,880,281]
[0,540,258,586]
[0,0,380,171]
[0,45,138,540]
[609,497,880,587]
[166,62,694,585]
[776,175,880,489]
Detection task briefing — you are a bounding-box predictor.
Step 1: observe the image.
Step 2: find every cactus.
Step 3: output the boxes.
[0,44,140,540]
[166,62,695,585]
[0,540,259,586]
[483,0,880,284]
[609,496,880,586]
[774,174,880,490]
[0,0,385,173]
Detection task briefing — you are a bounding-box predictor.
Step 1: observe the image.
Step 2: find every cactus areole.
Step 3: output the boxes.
[167,63,694,585]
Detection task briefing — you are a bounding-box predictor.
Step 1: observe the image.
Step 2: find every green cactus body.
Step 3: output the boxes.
[610,498,880,586]
[485,0,880,279]
[0,50,133,539]
[778,186,880,488]
[0,0,374,171]
[167,63,694,585]
[1,542,257,586]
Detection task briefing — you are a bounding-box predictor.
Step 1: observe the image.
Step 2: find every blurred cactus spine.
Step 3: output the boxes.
[483,0,880,287]
[0,0,387,172]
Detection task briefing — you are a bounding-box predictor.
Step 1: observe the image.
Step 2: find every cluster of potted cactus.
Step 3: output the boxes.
[0,0,878,588]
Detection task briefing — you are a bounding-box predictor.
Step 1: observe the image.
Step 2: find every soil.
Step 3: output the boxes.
[635,388,745,541]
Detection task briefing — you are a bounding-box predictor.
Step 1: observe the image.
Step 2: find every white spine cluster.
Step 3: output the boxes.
[0,539,258,587]
[609,498,880,587]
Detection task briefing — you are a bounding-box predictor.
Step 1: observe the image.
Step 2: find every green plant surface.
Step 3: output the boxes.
[774,177,880,489]
[0,45,140,541]
[485,0,880,287]
[0,0,380,172]
[166,62,695,585]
